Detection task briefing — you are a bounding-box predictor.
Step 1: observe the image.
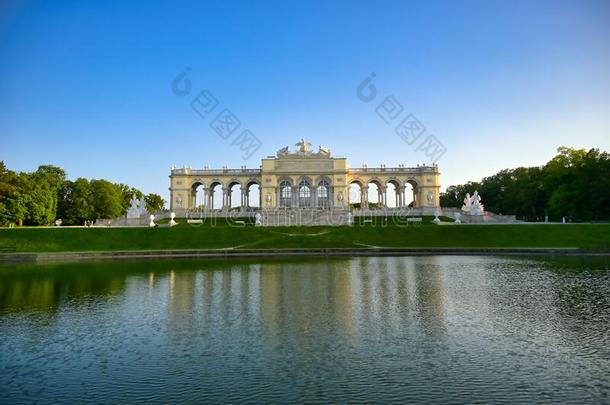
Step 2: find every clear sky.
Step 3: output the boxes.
[1,0,609,204]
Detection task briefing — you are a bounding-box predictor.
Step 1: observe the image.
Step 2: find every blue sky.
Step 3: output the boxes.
[1,0,609,204]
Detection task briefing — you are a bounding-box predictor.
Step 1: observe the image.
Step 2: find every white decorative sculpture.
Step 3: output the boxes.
[462,193,471,212]
[432,209,441,224]
[470,191,484,215]
[277,140,330,158]
[461,190,484,215]
[127,193,150,219]
[127,194,141,218]
[346,212,353,226]
[149,214,156,227]
[255,212,262,226]
[453,212,461,224]
[169,212,177,227]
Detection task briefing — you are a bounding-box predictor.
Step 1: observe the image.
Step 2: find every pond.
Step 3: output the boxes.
[1,256,608,403]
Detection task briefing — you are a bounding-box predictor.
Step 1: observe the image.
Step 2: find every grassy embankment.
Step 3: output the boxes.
[0,219,609,253]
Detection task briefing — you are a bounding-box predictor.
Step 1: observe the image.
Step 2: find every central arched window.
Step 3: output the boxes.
[279,180,292,208]
[317,180,330,208]
[298,180,311,208]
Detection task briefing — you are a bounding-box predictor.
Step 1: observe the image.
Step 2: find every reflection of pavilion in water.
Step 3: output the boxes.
[0,259,448,334]
[160,258,448,340]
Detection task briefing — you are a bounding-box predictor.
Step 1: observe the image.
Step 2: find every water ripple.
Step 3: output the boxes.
[0,255,608,403]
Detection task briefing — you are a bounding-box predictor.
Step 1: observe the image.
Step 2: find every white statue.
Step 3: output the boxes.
[255,212,262,226]
[139,196,147,213]
[461,191,484,215]
[346,212,353,226]
[277,146,289,157]
[461,193,471,213]
[169,212,177,227]
[127,193,150,219]
[130,194,139,208]
[470,190,484,215]
[149,214,156,227]
[453,212,461,224]
[318,144,330,156]
[127,194,141,218]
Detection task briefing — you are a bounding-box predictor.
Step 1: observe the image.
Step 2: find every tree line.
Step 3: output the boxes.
[0,162,165,226]
[440,147,610,221]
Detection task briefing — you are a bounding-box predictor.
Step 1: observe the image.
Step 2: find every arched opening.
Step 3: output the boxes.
[279,180,292,208]
[298,179,311,208]
[367,180,383,209]
[349,181,363,208]
[246,182,260,208]
[209,182,223,210]
[386,181,399,208]
[405,180,418,208]
[317,180,330,209]
[228,182,242,209]
[191,182,206,209]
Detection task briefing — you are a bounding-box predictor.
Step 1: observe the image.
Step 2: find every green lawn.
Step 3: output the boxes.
[0,222,609,253]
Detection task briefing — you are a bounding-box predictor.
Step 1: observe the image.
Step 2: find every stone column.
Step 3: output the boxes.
[413,187,418,208]
[362,186,369,208]
[276,187,281,208]
[397,186,404,208]
[222,187,229,209]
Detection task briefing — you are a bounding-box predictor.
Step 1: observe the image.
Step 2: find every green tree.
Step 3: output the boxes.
[117,184,143,214]
[543,147,610,220]
[57,178,94,225]
[25,165,67,225]
[441,147,610,221]
[90,180,123,219]
[145,193,165,212]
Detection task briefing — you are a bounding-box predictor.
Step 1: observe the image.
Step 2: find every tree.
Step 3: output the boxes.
[543,147,610,220]
[441,147,610,221]
[1,162,164,226]
[145,193,165,212]
[57,178,94,225]
[90,180,123,220]
[0,162,13,225]
[26,165,67,225]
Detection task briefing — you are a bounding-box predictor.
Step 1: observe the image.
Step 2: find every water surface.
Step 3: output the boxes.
[1,256,608,403]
